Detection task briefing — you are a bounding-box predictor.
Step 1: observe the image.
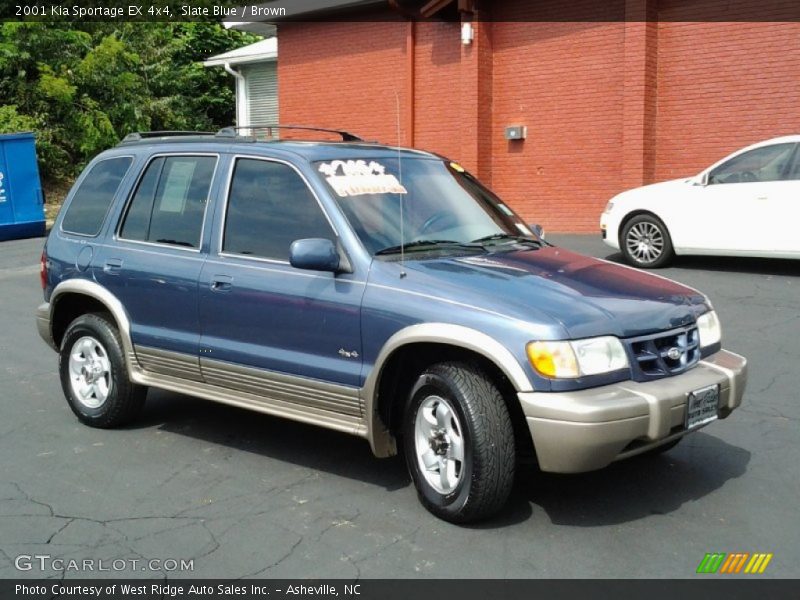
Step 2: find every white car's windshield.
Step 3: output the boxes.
[315,157,538,255]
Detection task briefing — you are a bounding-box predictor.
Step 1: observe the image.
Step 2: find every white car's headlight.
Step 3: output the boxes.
[697,310,722,347]
[526,336,629,378]
[603,200,615,214]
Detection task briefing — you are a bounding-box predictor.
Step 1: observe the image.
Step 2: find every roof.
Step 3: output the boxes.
[115,133,439,162]
[203,37,277,67]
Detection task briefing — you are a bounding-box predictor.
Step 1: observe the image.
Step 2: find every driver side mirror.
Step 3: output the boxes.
[695,172,710,186]
[289,238,341,273]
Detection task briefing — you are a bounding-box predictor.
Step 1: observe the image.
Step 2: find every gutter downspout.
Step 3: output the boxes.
[405,21,415,147]
[224,62,249,133]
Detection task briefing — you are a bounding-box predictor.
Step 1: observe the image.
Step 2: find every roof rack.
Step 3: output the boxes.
[216,125,363,142]
[121,131,214,143]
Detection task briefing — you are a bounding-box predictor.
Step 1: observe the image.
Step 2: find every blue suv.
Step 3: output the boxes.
[37,128,747,522]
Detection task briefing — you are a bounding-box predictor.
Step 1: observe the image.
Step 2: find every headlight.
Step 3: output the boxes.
[603,200,614,213]
[697,310,722,347]
[526,336,629,378]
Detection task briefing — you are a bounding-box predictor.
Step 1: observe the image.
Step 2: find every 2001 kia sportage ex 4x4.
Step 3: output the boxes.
[36,127,747,523]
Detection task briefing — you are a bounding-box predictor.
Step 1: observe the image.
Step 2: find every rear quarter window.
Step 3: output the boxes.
[61,157,133,236]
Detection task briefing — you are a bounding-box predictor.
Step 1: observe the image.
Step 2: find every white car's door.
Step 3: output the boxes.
[765,148,800,255]
[685,142,798,254]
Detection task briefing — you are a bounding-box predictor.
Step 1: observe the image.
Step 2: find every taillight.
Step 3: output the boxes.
[40,250,47,290]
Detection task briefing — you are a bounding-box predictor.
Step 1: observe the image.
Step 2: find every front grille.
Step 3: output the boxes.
[625,325,700,381]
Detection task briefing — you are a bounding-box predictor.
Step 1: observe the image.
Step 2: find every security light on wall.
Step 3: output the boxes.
[461,22,474,45]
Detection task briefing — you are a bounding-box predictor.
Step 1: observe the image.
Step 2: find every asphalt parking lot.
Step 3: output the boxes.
[0,233,797,579]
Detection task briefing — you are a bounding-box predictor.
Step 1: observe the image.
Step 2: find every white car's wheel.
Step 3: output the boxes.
[621,214,674,268]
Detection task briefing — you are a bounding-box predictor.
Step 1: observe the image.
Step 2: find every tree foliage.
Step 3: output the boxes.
[0,22,259,182]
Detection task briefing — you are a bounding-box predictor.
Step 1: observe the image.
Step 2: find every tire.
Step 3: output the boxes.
[620,214,674,268]
[58,313,146,428]
[402,362,515,523]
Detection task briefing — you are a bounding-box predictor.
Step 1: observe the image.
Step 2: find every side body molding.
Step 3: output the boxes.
[49,279,138,370]
[46,285,533,459]
[362,323,534,457]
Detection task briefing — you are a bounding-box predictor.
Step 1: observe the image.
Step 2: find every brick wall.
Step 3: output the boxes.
[654,19,800,181]
[276,2,800,232]
[278,21,409,143]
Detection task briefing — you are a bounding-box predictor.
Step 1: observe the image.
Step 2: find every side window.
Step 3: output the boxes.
[708,143,796,185]
[787,146,800,181]
[223,159,334,261]
[119,155,216,249]
[61,157,132,236]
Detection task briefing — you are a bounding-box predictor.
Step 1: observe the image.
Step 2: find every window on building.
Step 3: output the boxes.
[61,157,132,236]
[119,156,216,249]
[709,143,796,184]
[223,158,334,261]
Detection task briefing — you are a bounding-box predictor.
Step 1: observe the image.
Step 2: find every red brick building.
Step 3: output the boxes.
[240,0,800,232]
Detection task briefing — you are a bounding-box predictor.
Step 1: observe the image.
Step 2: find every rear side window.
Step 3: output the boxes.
[222,158,334,261]
[61,157,132,236]
[119,155,217,249]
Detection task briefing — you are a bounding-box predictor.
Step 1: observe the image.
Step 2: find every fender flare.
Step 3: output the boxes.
[49,279,137,372]
[362,323,533,457]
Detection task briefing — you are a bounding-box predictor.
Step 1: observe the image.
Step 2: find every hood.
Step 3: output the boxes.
[400,245,709,339]
[615,177,692,201]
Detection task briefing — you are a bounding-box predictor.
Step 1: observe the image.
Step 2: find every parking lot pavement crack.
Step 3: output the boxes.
[233,533,304,579]
[341,552,362,581]
[8,482,55,517]
[311,509,362,542]
[753,370,790,396]
[45,518,74,544]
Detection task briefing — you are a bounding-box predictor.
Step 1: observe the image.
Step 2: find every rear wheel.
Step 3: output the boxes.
[402,362,515,523]
[621,214,674,268]
[59,313,146,428]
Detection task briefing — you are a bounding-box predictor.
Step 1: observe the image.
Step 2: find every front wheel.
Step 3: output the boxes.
[621,214,674,268]
[402,362,515,523]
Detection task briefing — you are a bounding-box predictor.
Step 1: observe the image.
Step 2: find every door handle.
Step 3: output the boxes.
[103,259,123,274]
[210,275,233,292]
[756,196,768,200]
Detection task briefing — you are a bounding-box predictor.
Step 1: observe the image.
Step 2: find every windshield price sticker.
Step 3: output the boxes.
[319,160,408,197]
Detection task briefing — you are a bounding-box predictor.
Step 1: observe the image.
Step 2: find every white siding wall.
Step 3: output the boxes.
[242,61,278,130]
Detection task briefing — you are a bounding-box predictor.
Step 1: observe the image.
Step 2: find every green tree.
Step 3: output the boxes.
[0,22,258,184]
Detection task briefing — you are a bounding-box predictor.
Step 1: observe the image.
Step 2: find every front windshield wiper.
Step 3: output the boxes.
[375,239,485,256]
[470,233,544,247]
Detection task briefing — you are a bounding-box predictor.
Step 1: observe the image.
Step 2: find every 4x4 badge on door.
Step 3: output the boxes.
[338,348,359,359]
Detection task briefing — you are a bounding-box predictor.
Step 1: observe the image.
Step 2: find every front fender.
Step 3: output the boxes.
[362,322,533,457]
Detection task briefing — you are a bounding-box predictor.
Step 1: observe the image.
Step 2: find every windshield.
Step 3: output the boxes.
[314,157,537,255]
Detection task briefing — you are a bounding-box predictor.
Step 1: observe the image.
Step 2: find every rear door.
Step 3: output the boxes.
[94,153,219,380]
[198,156,364,409]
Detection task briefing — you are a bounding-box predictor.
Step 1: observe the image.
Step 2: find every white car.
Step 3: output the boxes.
[601,135,800,268]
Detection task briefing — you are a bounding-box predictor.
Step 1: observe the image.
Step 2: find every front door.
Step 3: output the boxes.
[688,142,797,253]
[198,157,364,413]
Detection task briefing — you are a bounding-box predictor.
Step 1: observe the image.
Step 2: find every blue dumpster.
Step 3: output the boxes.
[0,132,46,241]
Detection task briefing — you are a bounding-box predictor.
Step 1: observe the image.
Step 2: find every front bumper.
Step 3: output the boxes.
[518,349,747,473]
[599,211,620,250]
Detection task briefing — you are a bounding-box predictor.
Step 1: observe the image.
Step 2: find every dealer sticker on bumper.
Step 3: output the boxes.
[686,384,720,429]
